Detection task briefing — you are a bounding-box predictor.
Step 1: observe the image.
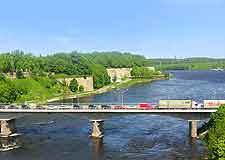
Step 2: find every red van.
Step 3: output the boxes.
[138,103,154,110]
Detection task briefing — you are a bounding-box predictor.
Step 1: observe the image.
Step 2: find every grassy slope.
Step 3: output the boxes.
[13,78,66,103]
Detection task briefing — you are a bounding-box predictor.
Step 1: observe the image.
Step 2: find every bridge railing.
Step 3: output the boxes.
[0,103,216,110]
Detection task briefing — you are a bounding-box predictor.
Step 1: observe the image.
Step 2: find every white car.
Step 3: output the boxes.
[48,106,59,110]
[192,101,204,108]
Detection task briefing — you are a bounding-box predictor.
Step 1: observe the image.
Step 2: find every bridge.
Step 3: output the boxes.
[0,103,217,151]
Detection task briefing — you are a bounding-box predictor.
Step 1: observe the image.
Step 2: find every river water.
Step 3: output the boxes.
[1,70,225,160]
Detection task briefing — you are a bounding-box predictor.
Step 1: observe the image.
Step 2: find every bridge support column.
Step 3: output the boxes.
[189,120,198,138]
[0,118,21,151]
[90,120,104,138]
[0,119,17,136]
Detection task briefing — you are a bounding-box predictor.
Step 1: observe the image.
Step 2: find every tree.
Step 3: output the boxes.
[16,70,24,79]
[90,64,111,89]
[0,73,6,81]
[206,105,225,160]
[131,66,154,79]
[112,75,117,82]
[69,79,79,92]
[0,83,19,103]
[78,85,84,92]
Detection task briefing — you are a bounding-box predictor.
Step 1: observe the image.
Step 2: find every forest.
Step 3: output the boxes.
[0,50,150,75]
[152,58,225,70]
[0,50,152,103]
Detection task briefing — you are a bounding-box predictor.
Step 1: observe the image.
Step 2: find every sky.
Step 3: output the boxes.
[0,0,225,58]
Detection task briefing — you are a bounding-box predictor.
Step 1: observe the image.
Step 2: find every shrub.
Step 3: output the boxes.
[0,73,6,81]
[78,85,84,92]
[16,70,24,79]
[69,79,78,92]
[0,83,19,103]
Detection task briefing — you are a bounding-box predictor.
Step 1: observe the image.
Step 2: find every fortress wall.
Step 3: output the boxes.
[106,68,132,82]
[57,76,94,92]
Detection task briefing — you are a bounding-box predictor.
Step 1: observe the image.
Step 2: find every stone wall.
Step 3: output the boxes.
[57,76,94,92]
[106,68,132,82]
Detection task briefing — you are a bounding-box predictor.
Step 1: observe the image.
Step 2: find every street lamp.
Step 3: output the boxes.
[120,89,128,106]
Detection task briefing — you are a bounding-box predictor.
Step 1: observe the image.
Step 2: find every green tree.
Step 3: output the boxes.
[206,105,225,160]
[69,79,79,92]
[0,83,19,103]
[112,75,117,82]
[131,66,154,79]
[78,85,84,92]
[0,73,6,81]
[16,70,24,79]
[90,64,111,89]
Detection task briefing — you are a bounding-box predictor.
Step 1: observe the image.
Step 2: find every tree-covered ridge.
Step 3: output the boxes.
[0,50,151,75]
[78,51,151,68]
[152,58,225,70]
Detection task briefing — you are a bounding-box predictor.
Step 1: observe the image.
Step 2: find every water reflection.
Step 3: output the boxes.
[0,135,21,151]
[91,138,104,160]
[189,138,198,160]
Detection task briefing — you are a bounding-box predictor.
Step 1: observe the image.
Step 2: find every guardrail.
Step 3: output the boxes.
[0,106,217,110]
[0,103,220,110]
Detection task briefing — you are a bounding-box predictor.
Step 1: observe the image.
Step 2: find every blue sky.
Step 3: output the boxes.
[0,0,225,58]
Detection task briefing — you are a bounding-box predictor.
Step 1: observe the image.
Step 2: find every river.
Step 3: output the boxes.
[1,70,225,160]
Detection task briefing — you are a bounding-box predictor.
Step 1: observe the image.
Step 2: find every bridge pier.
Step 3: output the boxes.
[90,120,104,138]
[189,120,198,138]
[0,118,21,151]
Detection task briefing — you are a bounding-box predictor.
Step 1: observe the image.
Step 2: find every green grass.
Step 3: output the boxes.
[12,77,68,103]
[51,74,88,79]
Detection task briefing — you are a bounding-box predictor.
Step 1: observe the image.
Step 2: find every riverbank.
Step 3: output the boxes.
[1,73,166,104]
[47,76,166,103]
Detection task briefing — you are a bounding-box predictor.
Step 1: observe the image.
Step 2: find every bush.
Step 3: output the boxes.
[0,73,6,81]
[112,75,117,82]
[16,70,24,79]
[0,83,19,103]
[78,85,84,92]
[69,79,78,92]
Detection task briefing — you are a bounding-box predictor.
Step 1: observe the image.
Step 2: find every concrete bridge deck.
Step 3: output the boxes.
[0,108,217,113]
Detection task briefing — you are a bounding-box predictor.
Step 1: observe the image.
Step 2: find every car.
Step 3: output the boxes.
[36,105,46,109]
[0,105,5,109]
[126,105,137,109]
[88,104,97,109]
[58,105,73,110]
[101,105,111,109]
[48,105,58,110]
[192,101,204,108]
[113,105,127,109]
[138,103,154,110]
[73,104,80,109]
[21,104,30,109]
[8,105,18,109]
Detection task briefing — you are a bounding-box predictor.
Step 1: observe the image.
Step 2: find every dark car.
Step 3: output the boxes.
[88,104,97,109]
[0,105,6,109]
[21,104,30,109]
[73,104,80,109]
[101,105,111,109]
[8,105,18,109]
[36,105,45,109]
